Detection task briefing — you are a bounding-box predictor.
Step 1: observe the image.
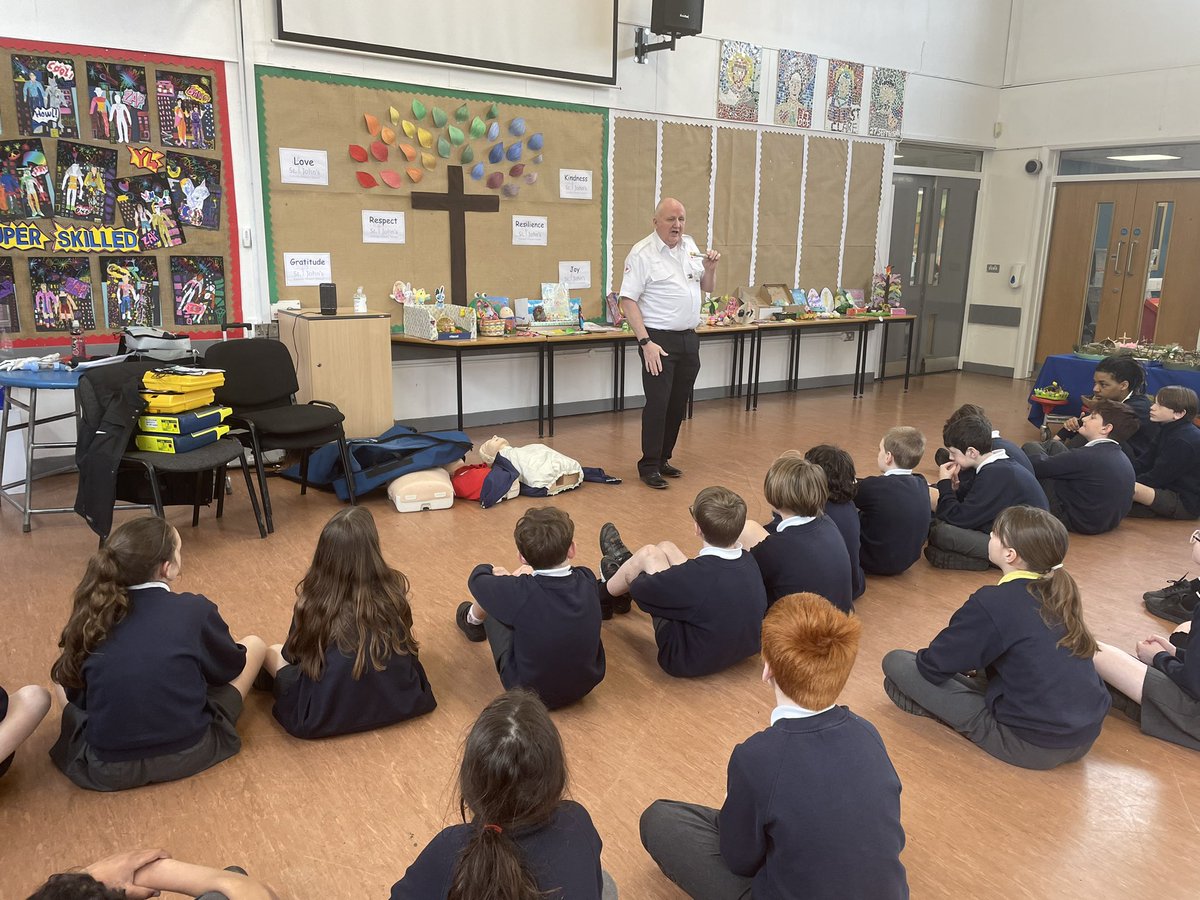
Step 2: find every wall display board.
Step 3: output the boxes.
[256,67,607,321]
[609,114,885,299]
[0,39,239,348]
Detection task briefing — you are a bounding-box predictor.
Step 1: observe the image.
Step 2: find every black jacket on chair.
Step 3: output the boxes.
[74,361,157,536]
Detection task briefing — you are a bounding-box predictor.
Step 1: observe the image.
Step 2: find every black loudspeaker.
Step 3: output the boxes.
[319,282,337,316]
[651,0,704,36]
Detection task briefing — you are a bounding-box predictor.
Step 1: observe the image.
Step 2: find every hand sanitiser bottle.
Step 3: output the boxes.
[353,286,367,313]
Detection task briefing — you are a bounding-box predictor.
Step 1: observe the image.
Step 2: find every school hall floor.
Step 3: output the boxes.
[2,370,1198,898]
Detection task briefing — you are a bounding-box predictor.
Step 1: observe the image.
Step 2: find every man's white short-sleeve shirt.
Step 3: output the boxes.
[619,231,705,331]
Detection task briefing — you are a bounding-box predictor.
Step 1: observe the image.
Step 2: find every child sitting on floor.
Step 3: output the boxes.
[1045,355,1154,462]
[740,455,853,612]
[804,445,865,600]
[883,505,1110,770]
[1094,530,1200,751]
[0,682,50,783]
[456,508,605,709]
[937,403,1034,484]
[49,516,266,792]
[855,426,931,576]
[640,593,908,898]
[262,507,436,739]
[1129,386,1200,520]
[926,414,1048,571]
[596,486,768,678]
[1023,399,1138,534]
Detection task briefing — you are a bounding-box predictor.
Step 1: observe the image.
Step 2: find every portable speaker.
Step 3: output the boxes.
[319,282,337,316]
[651,0,704,36]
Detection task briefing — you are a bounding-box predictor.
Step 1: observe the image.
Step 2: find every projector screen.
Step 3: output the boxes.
[276,0,619,85]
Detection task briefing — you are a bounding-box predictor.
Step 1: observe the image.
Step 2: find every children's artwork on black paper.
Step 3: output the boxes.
[171,255,224,326]
[0,257,19,333]
[165,152,221,230]
[156,71,215,151]
[85,61,150,144]
[29,256,95,331]
[101,254,160,328]
[12,55,79,138]
[54,140,117,224]
[0,138,55,221]
[116,174,185,250]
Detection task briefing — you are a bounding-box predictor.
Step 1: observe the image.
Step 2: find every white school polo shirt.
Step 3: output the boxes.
[619,231,705,331]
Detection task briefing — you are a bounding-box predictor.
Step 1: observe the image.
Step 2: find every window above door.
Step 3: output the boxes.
[1059,143,1200,176]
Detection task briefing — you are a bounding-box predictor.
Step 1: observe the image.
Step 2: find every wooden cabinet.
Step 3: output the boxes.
[277,308,394,438]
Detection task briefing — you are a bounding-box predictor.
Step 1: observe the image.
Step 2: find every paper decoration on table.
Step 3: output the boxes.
[116,174,186,250]
[100,255,160,328]
[165,152,221,230]
[155,71,216,150]
[825,59,864,133]
[0,257,18,332]
[12,55,79,138]
[774,50,817,128]
[128,145,166,173]
[716,40,762,122]
[0,138,55,221]
[29,256,95,331]
[54,141,117,224]
[85,61,149,144]
[868,67,907,138]
[171,255,225,326]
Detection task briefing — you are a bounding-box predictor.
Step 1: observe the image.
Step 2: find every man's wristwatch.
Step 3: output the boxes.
[638,337,651,346]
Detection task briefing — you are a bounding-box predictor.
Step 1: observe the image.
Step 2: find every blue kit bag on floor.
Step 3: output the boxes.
[282,424,472,501]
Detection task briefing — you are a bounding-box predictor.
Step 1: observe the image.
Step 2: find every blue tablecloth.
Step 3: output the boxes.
[0,368,82,390]
[1028,354,1200,425]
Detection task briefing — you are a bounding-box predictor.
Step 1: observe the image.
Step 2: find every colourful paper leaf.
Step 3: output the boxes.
[381,126,396,145]
[432,107,447,128]
[389,106,401,125]
[398,144,417,162]
[356,171,379,188]
[506,142,523,161]
[436,136,451,159]
[455,103,469,122]
[448,124,465,146]
[524,172,538,185]
[469,162,484,180]
[381,170,403,188]
[487,121,500,141]
[406,167,423,183]
[532,154,544,165]
[418,127,433,149]
[412,99,426,119]
[487,103,499,119]
[370,141,389,161]
[421,151,436,170]
[470,116,486,139]
[501,183,520,198]
[488,142,504,164]
[460,144,475,164]
[528,132,544,151]
[364,113,381,136]
[486,172,504,189]
[402,120,417,139]
[508,117,526,137]
[509,164,525,177]
[349,144,368,162]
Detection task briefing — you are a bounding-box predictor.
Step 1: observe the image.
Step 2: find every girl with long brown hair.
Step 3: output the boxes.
[389,689,613,900]
[882,505,1111,770]
[49,516,265,791]
[263,506,435,739]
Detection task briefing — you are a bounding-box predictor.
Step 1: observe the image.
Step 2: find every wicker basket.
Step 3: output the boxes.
[479,319,505,337]
[403,303,477,341]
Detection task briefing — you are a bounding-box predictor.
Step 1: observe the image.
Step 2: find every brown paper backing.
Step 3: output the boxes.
[755,132,806,285]
[259,73,606,320]
[610,117,658,292]
[711,128,758,293]
[843,142,885,293]
[798,137,848,290]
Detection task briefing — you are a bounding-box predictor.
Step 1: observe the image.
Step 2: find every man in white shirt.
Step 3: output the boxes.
[619,198,721,489]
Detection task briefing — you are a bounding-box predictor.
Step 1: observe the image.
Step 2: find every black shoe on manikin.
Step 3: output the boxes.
[660,462,683,478]
[600,555,632,614]
[599,523,633,564]
[456,601,487,642]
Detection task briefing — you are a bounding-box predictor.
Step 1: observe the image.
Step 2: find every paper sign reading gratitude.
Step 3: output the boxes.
[283,252,332,286]
[279,148,329,185]
[559,168,592,199]
[512,215,548,246]
[362,210,406,244]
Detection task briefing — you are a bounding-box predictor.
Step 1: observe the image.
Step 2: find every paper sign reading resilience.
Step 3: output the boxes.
[279,148,329,186]
[512,215,548,247]
[362,210,405,244]
[283,252,332,286]
[559,169,592,199]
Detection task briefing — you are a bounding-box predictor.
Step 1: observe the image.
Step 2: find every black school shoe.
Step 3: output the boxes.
[660,462,683,477]
[456,601,487,642]
[1143,575,1199,624]
[883,677,936,719]
[600,555,632,614]
[924,545,991,571]
[641,473,669,489]
[599,522,633,564]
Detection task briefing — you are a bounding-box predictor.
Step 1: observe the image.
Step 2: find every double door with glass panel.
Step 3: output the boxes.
[1035,179,1200,361]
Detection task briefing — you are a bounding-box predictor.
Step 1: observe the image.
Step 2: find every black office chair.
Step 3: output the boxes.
[204,338,357,533]
[76,363,266,540]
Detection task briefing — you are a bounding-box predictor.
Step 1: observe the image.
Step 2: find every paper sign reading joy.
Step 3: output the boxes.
[558,260,591,289]
[279,148,329,186]
[283,252,332,286]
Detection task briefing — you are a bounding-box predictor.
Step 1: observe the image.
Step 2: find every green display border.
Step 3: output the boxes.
[254,65,609,307]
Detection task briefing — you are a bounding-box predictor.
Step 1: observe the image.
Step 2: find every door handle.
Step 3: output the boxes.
[1126,240,1138,276]
[914,252,925,286]
[927,252,937,284]
[1112,241,1125,274]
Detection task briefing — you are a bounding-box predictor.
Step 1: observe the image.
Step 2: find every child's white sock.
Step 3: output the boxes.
[466,608,485,626]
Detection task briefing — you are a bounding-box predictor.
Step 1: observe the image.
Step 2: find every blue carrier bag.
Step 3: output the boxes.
[282,424,472,501]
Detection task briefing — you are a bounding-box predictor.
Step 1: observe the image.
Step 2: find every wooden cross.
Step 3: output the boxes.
[410,165,500,307]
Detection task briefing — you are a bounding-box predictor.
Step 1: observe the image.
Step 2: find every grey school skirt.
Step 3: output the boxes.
[1139,667,1200,751]
[49,684,244,791]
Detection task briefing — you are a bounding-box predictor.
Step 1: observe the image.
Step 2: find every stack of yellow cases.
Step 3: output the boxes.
[135,367,232,454]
